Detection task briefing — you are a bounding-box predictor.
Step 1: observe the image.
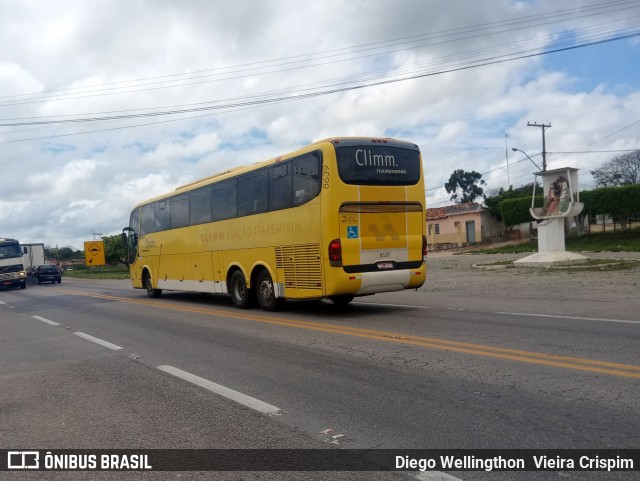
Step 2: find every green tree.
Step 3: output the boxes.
[499,195,543,229]
[581,184,640,230]
[484,182,538,222]
[444,169,486,204]
[102,234,130,266]
[590,150,640,186]
[45,246,83,262]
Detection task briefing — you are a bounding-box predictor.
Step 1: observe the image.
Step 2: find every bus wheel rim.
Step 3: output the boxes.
[260,280,273,303]
[235,279,245,299]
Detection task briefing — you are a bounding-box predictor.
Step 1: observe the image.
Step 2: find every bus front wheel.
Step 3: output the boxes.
[256,269,284,312]
[229,270,252,309]
[144,271,162,298]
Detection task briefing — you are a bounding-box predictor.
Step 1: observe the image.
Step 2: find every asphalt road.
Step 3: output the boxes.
[1,254,638,481]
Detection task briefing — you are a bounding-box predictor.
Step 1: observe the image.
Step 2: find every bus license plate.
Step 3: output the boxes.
[376,261,394,270]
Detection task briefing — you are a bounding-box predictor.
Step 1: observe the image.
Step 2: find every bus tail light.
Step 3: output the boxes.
[328,239,342,266]
[422,235,427,258]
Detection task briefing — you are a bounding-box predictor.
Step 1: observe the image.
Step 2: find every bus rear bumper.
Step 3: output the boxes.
[352,268,425,295]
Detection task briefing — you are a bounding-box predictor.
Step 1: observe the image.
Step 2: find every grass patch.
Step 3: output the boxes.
[470,227,640,254]
[472,242,536,254]
[64,265,131,280]
[566,228,640,252]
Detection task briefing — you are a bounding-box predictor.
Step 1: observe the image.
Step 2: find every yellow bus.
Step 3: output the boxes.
[122,137,426,310]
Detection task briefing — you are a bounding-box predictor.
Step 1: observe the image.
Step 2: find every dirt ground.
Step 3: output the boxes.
[422,248,640,305]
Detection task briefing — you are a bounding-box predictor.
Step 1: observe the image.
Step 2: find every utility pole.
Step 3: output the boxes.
[527,122,551,171]
[504,133,510,186]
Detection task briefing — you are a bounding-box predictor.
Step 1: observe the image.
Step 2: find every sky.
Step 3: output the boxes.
[1,0,639,250]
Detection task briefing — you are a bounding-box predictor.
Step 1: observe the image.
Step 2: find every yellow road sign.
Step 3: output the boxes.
[84,240,106,266]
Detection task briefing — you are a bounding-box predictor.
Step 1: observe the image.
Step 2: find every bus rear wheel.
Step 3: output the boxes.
[256,269,284,312]
[329,294,354,306]
[229,270,253,309]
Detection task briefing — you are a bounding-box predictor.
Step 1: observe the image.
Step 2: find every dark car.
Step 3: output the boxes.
[33,264,62,284]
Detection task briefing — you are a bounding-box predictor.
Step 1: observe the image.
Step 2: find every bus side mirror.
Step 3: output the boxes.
[122,227,137,247]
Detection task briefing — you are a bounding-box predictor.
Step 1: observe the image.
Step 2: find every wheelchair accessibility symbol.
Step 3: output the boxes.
[347,226,359,239]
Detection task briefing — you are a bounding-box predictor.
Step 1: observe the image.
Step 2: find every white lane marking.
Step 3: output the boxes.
[32,315,60,326]
[356,302,636,325]
[354,302,432,309]
[73,332,123,350]
[157,365,282,416]
[414,471,464,481]
[497,311,640,325]
[0,301,5,305]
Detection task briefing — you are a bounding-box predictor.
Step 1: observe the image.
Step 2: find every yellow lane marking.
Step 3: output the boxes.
[63,289,640,379]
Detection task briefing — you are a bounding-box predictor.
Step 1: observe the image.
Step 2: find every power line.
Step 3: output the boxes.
[6,18,637,118]
[426,152,542,196]
[2,30,639,130]
[2,0,637,106]
[547,149,639,154]
[583,119,640,146]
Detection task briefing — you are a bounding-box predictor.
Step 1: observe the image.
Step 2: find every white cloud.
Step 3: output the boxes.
[436,121,469,142]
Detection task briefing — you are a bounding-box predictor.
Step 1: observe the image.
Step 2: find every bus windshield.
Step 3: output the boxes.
[335,143,421,186]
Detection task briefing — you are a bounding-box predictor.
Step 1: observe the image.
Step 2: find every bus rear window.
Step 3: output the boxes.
[335,145,421,185]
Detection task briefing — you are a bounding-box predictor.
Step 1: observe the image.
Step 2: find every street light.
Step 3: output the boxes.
[512,148,543,171]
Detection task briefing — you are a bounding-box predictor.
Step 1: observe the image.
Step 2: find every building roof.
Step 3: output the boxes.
[426,203,484,221]
[426,207,447,220]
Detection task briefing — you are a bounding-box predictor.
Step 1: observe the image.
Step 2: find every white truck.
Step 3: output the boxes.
[21,243,46,273]
[0,238,28,289]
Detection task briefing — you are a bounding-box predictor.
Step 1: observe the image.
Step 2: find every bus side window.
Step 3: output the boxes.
[238,171,267,217]
[293,153,320,205]
[211,179,236,221]
[171,194,189,229]
[140,203,155,236]
[155,200,171,231]
[295,189,308,204]
[269,163,292,211]
[253,199,265,212]
[190,186,212,225]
